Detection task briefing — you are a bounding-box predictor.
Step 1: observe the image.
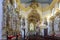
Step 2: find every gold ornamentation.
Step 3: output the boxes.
[55,10,60,16]
[49,16,55,21]
[28,9,41,24]
[57,0,60,3]
[16,0,31,11]
[30,2,39,9]
[38,0,58,12]
[16,0,58,12]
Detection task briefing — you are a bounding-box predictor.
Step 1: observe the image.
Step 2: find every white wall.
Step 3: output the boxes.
[0,0,3,39]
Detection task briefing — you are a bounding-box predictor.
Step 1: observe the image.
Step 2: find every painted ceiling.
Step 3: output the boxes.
[20,0,53,4]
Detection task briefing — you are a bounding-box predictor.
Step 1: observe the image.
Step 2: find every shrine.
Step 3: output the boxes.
[1,0,60,40]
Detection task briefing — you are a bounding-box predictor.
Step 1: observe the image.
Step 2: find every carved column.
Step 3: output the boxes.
[50,16,55,36]
[55,11,60,32]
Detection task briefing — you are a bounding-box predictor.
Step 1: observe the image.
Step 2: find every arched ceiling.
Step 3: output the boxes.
[16,0,57,12]
[20,0,53,4]
[20,0,53,9]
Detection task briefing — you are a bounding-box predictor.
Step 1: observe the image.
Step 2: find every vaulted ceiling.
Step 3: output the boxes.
[20,0,53,4]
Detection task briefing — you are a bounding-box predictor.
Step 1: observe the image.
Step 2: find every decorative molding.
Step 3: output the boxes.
[28,9,40,24]
[57,0,60,3]
[38,0,58,12]
[16,0,58,12]
[49,16,55,21]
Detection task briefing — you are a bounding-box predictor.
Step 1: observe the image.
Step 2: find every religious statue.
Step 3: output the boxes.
[30,23,34,31]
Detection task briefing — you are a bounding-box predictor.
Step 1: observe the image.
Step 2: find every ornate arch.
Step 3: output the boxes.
[27,9,41,32]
